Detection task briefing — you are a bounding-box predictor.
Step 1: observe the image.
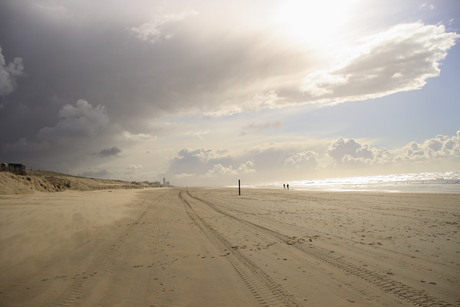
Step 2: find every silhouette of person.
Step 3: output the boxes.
[287,184,289,190]
[283,184,286,189]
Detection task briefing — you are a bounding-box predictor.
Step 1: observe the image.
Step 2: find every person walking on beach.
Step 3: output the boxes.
[286,184,289,190]
[283,184,286,189]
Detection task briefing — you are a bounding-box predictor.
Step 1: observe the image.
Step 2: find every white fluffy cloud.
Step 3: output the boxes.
[397,132,460,161]
[168,148,231,176]
[206,161,255,177]
[328,138,375,163]
[167,148,256,181]
[300,23,459,105]
[326,132,460,167]
[0,45,24,96]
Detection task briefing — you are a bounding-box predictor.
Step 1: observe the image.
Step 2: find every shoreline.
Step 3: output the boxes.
[226,185,460,195]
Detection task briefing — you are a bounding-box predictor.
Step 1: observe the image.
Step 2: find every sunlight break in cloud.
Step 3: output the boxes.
[275,0,357,48]
[300,23,459,105]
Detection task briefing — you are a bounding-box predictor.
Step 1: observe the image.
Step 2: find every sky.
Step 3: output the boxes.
[0,0,459,186]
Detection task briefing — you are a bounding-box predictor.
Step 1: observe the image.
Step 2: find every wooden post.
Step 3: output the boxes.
[238,179,241,196]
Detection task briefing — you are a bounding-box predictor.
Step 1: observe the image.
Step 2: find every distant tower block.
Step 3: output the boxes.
[163,178,166,186]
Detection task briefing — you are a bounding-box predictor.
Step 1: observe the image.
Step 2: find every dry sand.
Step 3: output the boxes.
[0,188,459,306]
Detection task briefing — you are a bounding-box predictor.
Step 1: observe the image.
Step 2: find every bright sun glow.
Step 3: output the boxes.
[275,0,357,49]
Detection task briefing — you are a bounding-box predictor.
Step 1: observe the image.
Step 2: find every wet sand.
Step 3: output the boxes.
[1,188,459,306]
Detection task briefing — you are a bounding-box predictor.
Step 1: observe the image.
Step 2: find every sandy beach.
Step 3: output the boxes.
[0,187,459,306]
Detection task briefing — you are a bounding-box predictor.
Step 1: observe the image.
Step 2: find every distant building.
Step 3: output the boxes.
[0,163,27,175]
[162,178,170,187]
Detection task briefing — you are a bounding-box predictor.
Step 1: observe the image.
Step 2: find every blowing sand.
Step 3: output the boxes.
[1,188,459,306]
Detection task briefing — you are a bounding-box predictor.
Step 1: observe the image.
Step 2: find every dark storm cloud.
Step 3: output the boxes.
[0,0,312,172]
[0,45,24,96]
[2,99,116,171]
[97,147,122,158]
[37,100,109,139]
[0,0,311,120]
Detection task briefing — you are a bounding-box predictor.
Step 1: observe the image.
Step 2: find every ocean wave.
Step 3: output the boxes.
[260,171,460,194]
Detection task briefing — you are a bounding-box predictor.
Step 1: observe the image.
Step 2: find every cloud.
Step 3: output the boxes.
[3,99,113,171]
[31,1,68,18]
[121,131,157,142]
[2,1,457,141]
[97,147,121,157]
[166,143,321,185]
[168,148,232,176]
[184,130,210,140]
[0,2,458,185]
[0,45,24,96]
[166,148,257,183]
[131,10,198,43]
[285,151,319,169]
[37,99,109,140]
[396,132,460,161]
[299,23,459,105]
[328,138,374,162]
[245,121,283,131]
[6,99,109,149]
[128,21,460,116]
[240,120,283,136]
[326,137,396,168]
[161,131,460,186]
[420,3,435,11]
[205,161,255,177]
[326,132,460,168]
[126,164,143,174]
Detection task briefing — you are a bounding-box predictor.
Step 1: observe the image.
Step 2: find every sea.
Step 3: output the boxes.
[258,171,460,194]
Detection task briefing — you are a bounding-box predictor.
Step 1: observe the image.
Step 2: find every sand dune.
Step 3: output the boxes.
[0,171,155,195]
[1,188,459,306]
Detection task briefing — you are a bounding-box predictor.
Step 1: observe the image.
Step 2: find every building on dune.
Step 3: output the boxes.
[0,163,27,175]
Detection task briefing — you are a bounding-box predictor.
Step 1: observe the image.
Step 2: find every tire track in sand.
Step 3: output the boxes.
[187,190,454,307]
[179,191,299,307]
[52,192,167,307]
